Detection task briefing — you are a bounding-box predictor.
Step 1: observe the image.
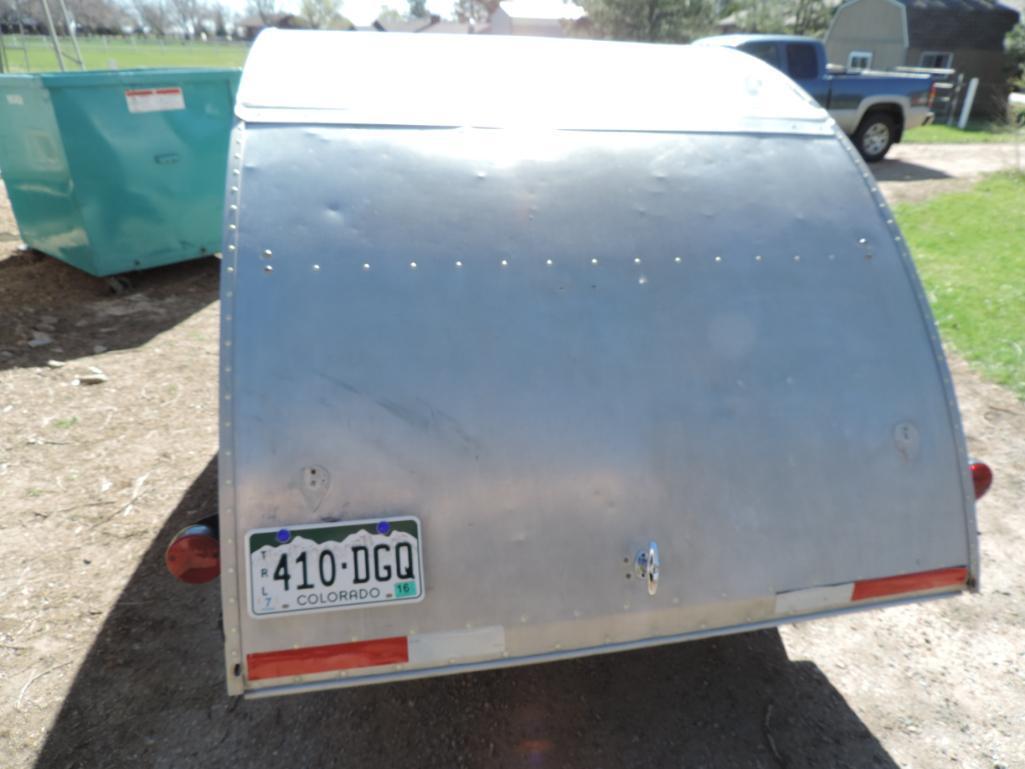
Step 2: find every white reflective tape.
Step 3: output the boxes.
[408,625,505,666]
[125,87,185,113]
[774,583,853,615]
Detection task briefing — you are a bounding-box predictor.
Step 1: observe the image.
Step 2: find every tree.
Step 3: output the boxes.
[454,0,498,23]
[299,0,339,28]
[168,0,207,36]
[1007,22,1025,85]
[246,0,276,23]
[408,0,426,17]
[132,0,171,34]
[210,1,230,36]
[727,0,831,37]
[580,0,717,43]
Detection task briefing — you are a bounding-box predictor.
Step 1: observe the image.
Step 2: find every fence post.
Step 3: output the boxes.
[958,78,979,130]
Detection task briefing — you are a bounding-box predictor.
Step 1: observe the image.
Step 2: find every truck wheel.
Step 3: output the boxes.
[854,113,895,162]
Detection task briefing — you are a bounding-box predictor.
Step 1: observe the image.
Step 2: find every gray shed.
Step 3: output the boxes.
[826,0,1020,117]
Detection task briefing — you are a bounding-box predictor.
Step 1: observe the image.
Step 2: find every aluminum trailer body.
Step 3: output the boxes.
[213,31,980,698]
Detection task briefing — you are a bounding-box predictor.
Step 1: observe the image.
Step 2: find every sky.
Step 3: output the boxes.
[225,0,457,25]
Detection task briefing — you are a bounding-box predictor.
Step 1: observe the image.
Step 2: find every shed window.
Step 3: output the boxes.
[919,51,953,69]
[786,43,819,80]
[848,51,873,71]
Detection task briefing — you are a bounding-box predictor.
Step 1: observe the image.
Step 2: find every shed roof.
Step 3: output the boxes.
[898,0,1019,48]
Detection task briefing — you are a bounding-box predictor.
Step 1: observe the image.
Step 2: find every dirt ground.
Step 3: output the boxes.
[1,145,1023,769]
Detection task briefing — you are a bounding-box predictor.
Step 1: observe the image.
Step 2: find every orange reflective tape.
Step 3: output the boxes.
[851,566,967,601]
[248,636,408,681]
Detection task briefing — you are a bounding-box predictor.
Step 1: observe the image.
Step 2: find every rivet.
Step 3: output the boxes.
[226,266,234,273]
[230,186,239,193]
[312,264,320,271]
[714,255,722,263]
[228,223,236,231]
[351,636,359,642]
[755,254,763,261]
[362,263,370,271]
[262,249,272,259]
[520,614,528,623]
[623,603,630,610]
[226,291,233,298]
[225,479,232,486]
[232,169,240,176]
[554,643,561,650]
[573,609,581,618]
[224,340,232,347]
[500,259,508,267]
[227,244,236,251]
[545,258,553,266]
[828,253,836,260]
[858,238,868,245]
[672,597,680,605]
[793,255,800,262]
[264,265,273,273]
[224,367,232,373]
[633,257,642,265]
[229,204,238,211]
[674,256,682,264]
[409,261,417,270]
[502,651,509,658]
[230,626,237,632]
[638,275,647,285]
[590,257,599,265]
[455,260,463,268]
[233,153,241,159]
[227,568,234,575]
[225,393,231,401]
[224,420,231,427]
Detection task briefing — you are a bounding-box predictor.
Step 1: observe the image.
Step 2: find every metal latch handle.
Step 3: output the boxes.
[635,541,660,596]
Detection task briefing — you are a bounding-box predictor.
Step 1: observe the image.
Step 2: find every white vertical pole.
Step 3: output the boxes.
[40,0,66,71]
[958,77,979,130]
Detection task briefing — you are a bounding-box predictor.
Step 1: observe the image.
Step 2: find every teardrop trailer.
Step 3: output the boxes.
[166,31,993,698]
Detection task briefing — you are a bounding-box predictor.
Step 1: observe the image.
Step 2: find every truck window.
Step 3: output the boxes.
[786,43,818,80]
[739,41,782,71]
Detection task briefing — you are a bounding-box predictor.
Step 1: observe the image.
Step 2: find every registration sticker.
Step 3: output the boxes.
[246,516,424,618]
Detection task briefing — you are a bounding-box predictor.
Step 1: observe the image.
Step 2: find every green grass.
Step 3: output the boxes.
[1,35,248,72]
[903,121,1024,144]
[896,172,1025,397]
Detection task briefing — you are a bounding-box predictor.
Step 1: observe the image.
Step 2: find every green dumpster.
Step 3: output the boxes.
[0,68,240,277]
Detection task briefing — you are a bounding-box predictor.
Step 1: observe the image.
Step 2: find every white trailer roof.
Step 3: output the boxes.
[236,30,832,133]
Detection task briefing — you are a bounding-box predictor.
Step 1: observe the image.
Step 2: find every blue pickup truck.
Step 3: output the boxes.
[695,35,935,161]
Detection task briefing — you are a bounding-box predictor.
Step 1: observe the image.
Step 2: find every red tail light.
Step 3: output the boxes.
[166,523,220,584]
[970,462,993,500]
[928,82,937,108]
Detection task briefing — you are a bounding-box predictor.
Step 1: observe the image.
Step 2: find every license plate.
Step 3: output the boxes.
[246,516,424,617]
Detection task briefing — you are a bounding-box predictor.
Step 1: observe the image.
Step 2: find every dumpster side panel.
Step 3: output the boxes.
[221,124,977,696]
[51,74,237,275]
[0,80,92,271]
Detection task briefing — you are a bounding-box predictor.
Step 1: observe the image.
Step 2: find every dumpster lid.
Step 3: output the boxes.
[236,30,832,133]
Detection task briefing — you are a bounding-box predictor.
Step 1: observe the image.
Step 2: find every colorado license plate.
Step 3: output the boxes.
[246,517,424,617]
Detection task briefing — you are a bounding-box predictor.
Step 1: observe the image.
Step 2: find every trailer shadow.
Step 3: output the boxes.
[871,157,952,183]
[34,458,900,769]
[0,247,219,373]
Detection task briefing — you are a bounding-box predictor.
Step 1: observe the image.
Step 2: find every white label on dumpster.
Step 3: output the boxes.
[6,94,24,106]
[125,87,185,113]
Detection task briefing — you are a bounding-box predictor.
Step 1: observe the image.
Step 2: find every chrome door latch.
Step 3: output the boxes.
[634,541,660,596]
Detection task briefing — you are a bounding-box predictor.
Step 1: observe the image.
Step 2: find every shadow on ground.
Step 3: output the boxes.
[871,157,952,183]
[35,458,900,769]
[0,249,219,372]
